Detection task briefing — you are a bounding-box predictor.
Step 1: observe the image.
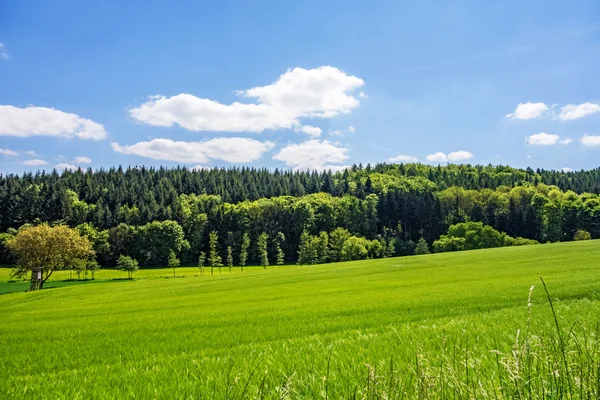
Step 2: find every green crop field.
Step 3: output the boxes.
[1,241,599,399]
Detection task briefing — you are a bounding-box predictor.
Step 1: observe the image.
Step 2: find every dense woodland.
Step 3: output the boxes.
[1,163,599,267]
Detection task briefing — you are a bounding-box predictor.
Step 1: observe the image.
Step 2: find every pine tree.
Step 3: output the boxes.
[414,237,430,255]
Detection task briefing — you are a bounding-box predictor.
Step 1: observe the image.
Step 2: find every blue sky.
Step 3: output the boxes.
[1,0,600,174]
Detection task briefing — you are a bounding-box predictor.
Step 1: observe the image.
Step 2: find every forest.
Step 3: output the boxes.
[1,163,599,267]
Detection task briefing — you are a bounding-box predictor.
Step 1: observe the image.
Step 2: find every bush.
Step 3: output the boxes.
[433,222,538,253]
[414,238,430,255]
[116,255,139,279]
[574,229,592,241]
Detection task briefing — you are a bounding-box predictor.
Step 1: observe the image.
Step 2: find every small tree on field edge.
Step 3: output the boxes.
[208,231,222,275]
[574,229,591,241]
[239,232,250,272]
[117,255,139,279]
[258,232,269,269]
[414,237,430,255]
[197,251,206,275]
[226,246,233,272]
[168,249,181,277]
[275,232,285,266]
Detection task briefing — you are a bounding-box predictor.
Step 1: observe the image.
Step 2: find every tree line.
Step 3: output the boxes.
[1,163,599,270]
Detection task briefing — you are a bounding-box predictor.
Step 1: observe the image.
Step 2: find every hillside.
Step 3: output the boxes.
[1,240,599,398]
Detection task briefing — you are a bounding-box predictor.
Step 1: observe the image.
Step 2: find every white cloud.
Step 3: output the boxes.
[54,163,79,171]
[506,102,548,120]
[112,137,275,163]
[0,106,107,140]
[322,165,350,173]
[130,66,364,134]
[527,132,560,145]
[580,134,600,146]
[25,150,37,156]
[73,156,92,164]
[389,155,418,163]
[558,138,573,145]
[189,165,213,171]
[329,125,355,137]
[558,103,600,120]
[296,125,322,137]
[273,139,349,170]
[0,42,8,60]
[359,92,368,99]
[426,152,448,162]
[447,151,474,162]
[0,148,18,156]
[561,167,573,172]
[22,159,48,166]
[527,154,532,159]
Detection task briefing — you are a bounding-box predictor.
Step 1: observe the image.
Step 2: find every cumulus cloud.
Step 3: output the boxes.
[189,165,214,171]
[0,106,107,140]
[561,167,573,173]
[112,137,275,163]
[447,151,474,162]
[54,163,79,171]
[296,125,322,137]
[347,125,355,133]
[506,102,548,120]
[22,159,48,166]
[0,148,18,156]
[580,134,600,146]
[389,155,418,163]
[73,156,92,164]
[129,66,364,134]
[426,152,448,162]
[526,132,572,146]
[558,103,600,120]
[273,139,349,170]
[24,150,37,156]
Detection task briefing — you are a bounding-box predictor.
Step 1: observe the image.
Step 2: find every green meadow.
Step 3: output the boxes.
[1,241,599,399]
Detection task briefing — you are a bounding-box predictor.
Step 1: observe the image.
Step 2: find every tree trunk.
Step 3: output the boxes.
[29,269,42,291]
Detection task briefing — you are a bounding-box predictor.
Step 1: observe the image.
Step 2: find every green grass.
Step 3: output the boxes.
[1,241,599,398]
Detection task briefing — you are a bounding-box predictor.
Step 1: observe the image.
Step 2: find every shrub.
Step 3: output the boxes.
[574,229,592,241]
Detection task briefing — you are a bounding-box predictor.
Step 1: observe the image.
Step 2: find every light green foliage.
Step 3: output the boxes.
[85,259,101,279]
[226,246,233,271]
[197,252,206,275]
[208,231,222,275]
[257,232,269,269]
[239,232,250,270]
[116,255,138,279]
[2,241,599,397]
[328,227,351,262]
[136,220,189,265]
[167,250,180,277]
[433,221,538,253]
[75,223,110,262]
[414,237,430,255]
[341,236,370,261]
[574,229,592,241]
[275,232,285,266]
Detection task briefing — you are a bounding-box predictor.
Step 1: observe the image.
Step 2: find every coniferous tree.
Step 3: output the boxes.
[239,232,250,271]
[208,231,222,275]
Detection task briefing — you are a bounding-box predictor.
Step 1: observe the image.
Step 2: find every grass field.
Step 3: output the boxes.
[1,241,599,399]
